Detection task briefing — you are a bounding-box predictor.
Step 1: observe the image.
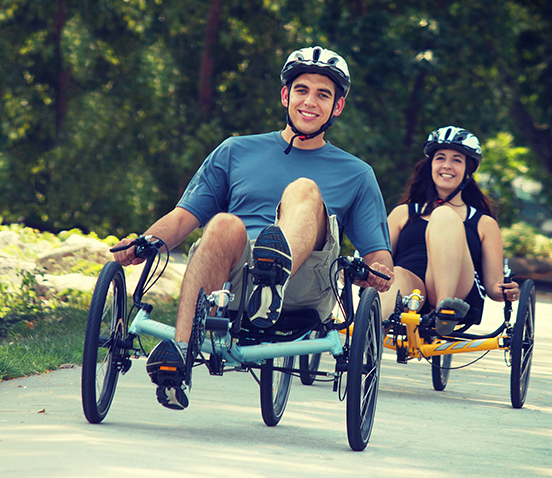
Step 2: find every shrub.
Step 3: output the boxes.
[501,222,552,261]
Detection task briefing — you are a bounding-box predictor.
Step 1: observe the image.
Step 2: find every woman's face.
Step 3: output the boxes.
[431,148,467,194]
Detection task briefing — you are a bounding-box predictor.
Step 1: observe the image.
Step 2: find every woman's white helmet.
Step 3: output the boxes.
[423,126,482,171]
[280,46,351,98]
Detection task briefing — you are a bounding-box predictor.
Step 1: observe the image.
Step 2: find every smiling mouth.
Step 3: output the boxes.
[300,110,318,118]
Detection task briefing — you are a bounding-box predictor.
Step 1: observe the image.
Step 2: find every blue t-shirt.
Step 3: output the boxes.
[178,131,391,256]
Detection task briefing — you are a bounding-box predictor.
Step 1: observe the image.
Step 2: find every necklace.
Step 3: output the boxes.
[446,201,465,207]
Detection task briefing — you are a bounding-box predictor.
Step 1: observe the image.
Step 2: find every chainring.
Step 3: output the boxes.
[191,288,208,358]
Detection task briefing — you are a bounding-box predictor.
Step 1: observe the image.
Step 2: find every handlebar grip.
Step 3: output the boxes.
[110,244,131,253]
[503,259,515,303]
[356,266,390,282]
[370,269,391,281]
[109,236,160,257]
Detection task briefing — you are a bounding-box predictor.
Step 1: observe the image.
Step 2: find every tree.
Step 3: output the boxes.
[1,0,551,237]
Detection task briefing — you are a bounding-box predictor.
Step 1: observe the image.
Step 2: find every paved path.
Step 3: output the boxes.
[1,295,551,478]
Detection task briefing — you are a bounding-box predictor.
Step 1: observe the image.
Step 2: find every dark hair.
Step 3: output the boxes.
[398,156,497,220]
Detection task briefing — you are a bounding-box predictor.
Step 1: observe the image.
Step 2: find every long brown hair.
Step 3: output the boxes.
[398,156,497,220]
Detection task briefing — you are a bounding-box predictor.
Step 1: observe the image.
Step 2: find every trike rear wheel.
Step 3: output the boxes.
[346,288,381,451]
[510,279,536,409]
[82,261,127,424]
[299,329,326,385]
[432,354,452,391]
[260,355,294,426]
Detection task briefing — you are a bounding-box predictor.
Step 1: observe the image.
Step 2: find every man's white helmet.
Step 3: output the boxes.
[280,46,351,98]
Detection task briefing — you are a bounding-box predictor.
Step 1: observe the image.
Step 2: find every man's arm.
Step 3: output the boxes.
[112,207,201,266]
[360,249,394,292]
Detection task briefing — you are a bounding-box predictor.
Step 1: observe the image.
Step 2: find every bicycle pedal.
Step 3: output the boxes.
[250,261,282,286]
[148,363,185,387]
[439,308,458,318]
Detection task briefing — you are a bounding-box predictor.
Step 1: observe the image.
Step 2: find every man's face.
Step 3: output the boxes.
[281,73,345,136]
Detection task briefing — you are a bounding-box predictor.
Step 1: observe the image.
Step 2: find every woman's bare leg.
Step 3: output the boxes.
[424,206,474,309]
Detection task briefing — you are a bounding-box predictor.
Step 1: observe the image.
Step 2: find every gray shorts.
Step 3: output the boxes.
[188,213,341,322]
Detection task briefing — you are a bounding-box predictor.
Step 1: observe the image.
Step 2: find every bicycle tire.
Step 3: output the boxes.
[82,261,127,424]
[260,355,294,426]
[346,288,381,451]
[510,279,536,409]
[299,329,326,385]
[431,354,452,391]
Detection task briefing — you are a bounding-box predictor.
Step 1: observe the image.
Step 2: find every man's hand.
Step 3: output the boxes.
[111,237,145,267]
[358,262,394,293]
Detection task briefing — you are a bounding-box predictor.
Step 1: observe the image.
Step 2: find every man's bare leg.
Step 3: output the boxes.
[175,213,248,343]
[277,177,327,271]
[248,178,327,327]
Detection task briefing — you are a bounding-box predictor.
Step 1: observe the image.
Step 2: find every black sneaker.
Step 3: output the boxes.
[248,225,292,328]
[435,297,470,335]
[146,339,189,410]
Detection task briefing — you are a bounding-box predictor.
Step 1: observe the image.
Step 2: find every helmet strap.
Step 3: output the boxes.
[436,175,472,206]
[283,92,337,155]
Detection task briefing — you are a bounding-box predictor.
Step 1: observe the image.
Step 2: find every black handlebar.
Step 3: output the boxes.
[110,235,162,258]
[342,255,391,282]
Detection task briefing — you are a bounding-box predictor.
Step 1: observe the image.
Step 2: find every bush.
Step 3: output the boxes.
[501,222,552,261]
[0,270,48,338]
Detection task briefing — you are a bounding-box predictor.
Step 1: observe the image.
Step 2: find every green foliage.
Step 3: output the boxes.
[0,307,88,381]
[0,0,551,236]
[476,133,532,226]
[0,296,177,381]
[501,222,552,261]
[0,270,47,338]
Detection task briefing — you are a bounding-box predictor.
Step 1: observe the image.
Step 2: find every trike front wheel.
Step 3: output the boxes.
[82,261,128,424]
[510,279,536,409]
[432,354,452,391]
[260,355,294,426]
[299,329,326,385]
[346,288,381,451]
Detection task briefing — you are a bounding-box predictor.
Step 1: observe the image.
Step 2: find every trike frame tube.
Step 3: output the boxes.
[383,311,506,359]
[127,308,344,364]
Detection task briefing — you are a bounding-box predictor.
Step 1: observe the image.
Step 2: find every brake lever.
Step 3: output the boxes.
[348,252,391,282]
[109,235,159,257]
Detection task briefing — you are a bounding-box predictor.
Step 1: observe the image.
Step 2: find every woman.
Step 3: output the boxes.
[381,125,520,335]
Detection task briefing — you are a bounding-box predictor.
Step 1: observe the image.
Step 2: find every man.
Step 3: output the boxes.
[113,46,394,410]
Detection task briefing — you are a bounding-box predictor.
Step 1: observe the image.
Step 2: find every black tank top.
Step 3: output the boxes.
[394,203,486,322]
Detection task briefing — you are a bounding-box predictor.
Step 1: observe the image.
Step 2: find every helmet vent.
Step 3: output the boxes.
[444,128,452,140]
[313,47,321,62]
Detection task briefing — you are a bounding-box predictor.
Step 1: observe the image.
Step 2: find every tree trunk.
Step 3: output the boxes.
[198,0,222,118]
[55,0,68,144]
[510,98,552,176]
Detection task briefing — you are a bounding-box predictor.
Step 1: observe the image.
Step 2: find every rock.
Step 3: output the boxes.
[0,229,185,302]
[0,230,24,249]
[36,273,98,292]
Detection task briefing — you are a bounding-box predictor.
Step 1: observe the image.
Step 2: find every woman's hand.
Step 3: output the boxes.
[496,280,520,302]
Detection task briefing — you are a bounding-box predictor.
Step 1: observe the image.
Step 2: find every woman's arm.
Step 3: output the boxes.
[356,205,408,292]
[479,215,519,302]
[387,204,409,257]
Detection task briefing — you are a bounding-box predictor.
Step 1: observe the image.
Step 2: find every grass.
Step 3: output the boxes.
[0,307,87,380]
[0,298,178,381]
